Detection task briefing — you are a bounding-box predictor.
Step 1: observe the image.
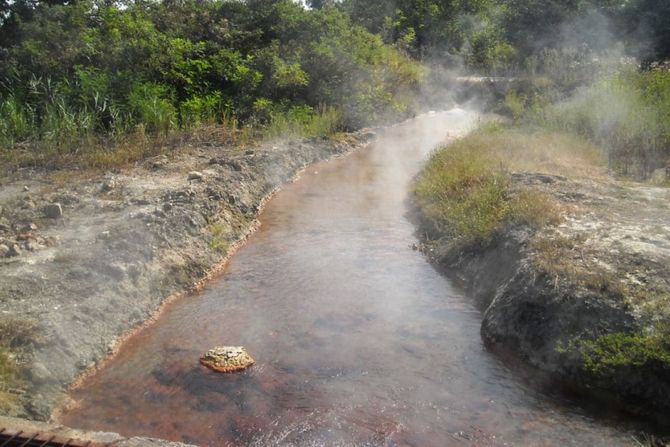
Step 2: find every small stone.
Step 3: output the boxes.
[200,346,255,373]
[21,222,37,232]
[104,263,127,280]
[0,244,9,257]
[361,130,377,140]
[23,186,29,192]
[43,203,63,219]
[188,171,204,181]
[25,240,41,251]
[7,244,21,257]
[162,202,173,212]
[226,161,243,172]
[101,179,117,192]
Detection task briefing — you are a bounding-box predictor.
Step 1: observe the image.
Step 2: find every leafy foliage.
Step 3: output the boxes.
[579,327,670,377]
[0,0,422,159]
[1,0,668,166]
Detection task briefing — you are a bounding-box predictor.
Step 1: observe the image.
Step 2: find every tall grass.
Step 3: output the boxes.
[532,69,670,177]
[414,126,576,242]
[0,96,32,146]
[262,106,341,141]
[1,76,343,171]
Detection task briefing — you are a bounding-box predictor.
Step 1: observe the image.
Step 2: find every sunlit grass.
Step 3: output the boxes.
[414,126,598,242]
[532,69,670,178]
[261,106,341,142]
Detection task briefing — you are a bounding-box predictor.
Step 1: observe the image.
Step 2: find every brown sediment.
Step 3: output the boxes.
[55,220,259,419]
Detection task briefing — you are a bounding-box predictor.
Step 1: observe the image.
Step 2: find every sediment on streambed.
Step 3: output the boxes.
[0,130,375,421]
[412,126,670,422]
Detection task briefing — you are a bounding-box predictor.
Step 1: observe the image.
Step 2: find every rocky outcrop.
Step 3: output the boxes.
[416,172,670,419]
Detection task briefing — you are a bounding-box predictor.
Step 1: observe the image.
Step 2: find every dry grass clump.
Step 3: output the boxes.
[482,126,606,178]
[530,233,629,299]
[0,318,35,412]
[2,128,170,173]
[535,70,670,178]
[0,349,21,412]
[414,125,590,242]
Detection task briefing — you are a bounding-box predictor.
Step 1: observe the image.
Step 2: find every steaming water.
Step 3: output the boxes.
[62,110,638,446]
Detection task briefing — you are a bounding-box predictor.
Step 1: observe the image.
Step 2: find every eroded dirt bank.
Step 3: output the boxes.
[0,131,373,420]
[415,170,670,423]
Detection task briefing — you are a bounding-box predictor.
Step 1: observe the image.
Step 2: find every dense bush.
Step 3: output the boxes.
[1,0,669,169]
[0,0,422,160]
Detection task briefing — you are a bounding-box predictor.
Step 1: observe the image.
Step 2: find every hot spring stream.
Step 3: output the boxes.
[60,110,641,446]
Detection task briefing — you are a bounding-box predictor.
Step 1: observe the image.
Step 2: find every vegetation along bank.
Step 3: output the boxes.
[413,69,670,422]
[1,0,670,433]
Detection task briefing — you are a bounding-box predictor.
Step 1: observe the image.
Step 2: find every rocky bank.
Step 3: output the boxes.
[416,170,670,422]
[0,130,373,421]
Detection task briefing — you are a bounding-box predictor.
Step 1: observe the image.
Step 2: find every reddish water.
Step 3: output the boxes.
[62,110,640,446]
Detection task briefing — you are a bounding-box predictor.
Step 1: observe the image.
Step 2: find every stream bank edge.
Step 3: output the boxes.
[412,149,670,429]
[0,131,375,421]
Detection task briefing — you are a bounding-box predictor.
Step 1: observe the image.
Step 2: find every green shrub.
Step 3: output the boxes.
[0,0,424,167]
[503,90,526,122]
[579,327,670,376]
[179,92,227,127]
[128,83,177,135]
[0,96,33,146]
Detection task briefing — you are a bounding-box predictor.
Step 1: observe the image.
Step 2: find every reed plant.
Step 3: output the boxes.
[262,105,341,141]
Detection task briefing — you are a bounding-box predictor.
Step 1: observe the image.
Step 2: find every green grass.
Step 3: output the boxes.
[261,106,341,142]
[579,327,670,377]
[413,126,591,243]
[207,222,230,254]
[0,103,342,174]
